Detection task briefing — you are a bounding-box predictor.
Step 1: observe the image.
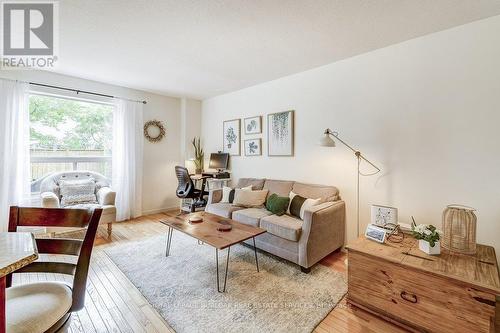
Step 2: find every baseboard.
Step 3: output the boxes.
[141,206,180,215]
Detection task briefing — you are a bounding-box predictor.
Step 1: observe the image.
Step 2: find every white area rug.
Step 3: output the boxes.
[105,233,346,333]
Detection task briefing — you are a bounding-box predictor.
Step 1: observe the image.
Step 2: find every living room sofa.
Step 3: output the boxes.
[206,178,345,272]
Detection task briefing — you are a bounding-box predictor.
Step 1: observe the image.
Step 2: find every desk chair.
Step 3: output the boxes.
[6,206,102,333]
[175,166,209,212]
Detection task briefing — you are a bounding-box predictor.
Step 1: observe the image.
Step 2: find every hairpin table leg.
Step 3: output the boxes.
[165,227,173,257]
[216,247,230,292]
[252,237,259,272]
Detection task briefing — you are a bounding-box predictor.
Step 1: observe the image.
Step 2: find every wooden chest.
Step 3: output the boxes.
[346,237,500,333]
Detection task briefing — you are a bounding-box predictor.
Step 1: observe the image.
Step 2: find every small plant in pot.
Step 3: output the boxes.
[411,222,440,255]
[191,137,204,174]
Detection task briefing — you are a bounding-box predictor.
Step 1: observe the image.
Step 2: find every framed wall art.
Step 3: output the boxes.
[244,116,262,135]
[244,138,262,156]
[370,205,398,227]
[223,119,241,155]
[268,110,294,156]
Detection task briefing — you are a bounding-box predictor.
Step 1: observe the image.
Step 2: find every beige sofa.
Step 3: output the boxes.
[206,178,345,272]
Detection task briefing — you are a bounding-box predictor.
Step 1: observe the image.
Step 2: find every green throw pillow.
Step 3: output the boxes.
[266,193,290,216]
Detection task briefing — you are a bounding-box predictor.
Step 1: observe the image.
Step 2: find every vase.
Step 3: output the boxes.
[442,205,476,255]
[418,239,440,255]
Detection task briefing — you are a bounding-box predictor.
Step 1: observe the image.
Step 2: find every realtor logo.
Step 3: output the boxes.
[1,1,59,69]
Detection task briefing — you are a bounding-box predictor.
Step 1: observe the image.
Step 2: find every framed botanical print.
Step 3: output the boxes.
[223,119,240,155]
[268,110,294,156]
[244,116,262,135]
[244,138,262,156]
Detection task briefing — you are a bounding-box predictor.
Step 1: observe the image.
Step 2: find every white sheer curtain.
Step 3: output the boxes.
[0,79,30,231]
[112,99,144,221]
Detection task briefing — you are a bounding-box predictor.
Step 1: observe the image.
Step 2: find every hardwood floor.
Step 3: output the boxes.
[12,211,407,333]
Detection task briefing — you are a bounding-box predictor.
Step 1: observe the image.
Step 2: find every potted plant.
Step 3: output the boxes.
[192,137,204,174]
[411,222,440,255]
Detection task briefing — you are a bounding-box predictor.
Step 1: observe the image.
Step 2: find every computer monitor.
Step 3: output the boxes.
[209,153,229,170]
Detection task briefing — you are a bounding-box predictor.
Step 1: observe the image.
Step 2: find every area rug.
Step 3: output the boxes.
[104,233,347,333]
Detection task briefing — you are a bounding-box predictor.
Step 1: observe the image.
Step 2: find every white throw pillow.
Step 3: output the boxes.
[287,191,321,220]
[221,185,252,203]
[232,189,269,208]
[59,178,98,207]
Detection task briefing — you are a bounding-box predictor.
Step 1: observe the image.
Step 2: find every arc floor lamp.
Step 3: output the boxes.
[319,128,381,237]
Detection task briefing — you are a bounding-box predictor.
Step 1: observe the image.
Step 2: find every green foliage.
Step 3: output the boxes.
[29,95,113,151]
[411,222,440,247]
[191,137,204,171]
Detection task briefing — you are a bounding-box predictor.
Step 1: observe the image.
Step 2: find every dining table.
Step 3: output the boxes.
[0,232,38,333]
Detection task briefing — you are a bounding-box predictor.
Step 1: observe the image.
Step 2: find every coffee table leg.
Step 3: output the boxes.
[215,247,230,293]
[252,237,259,272]
[165,227,173,257]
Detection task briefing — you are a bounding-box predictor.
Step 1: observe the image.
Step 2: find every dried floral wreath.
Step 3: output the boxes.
[144,120,165,143]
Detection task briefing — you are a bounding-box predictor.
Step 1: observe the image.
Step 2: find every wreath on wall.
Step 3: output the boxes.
[144,120,165,143]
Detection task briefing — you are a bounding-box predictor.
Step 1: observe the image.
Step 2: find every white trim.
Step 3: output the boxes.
[141,206,179,216]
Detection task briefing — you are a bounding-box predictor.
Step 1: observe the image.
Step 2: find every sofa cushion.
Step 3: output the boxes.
[260,214,303,241]
[291,182,339,202]
[236,178,266,190]
[221,185,252,203]
[287,191,321,220]
[59,178,97,207]
[7,282,72,333]
[206,202,244,218]
[64,203,116,224]
[263,179,294,197]
[232,208,272,227]
[265,193,290,216]
[232,189,268,208]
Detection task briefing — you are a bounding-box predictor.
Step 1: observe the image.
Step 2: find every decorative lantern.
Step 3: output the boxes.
[442,205,477,255]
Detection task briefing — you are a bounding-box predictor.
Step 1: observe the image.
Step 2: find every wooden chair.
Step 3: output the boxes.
[6,206,102,333]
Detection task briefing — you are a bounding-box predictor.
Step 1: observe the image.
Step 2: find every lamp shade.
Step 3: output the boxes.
[318,133,336,147]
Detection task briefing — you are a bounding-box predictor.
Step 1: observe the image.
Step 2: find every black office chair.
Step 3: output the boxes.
[175,166,209,212]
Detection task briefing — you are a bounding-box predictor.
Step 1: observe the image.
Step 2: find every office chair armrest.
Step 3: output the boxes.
[41,192,60,208]
[207,189,223,204]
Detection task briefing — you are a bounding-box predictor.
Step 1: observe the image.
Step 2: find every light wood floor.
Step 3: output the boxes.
[13,211,408,333]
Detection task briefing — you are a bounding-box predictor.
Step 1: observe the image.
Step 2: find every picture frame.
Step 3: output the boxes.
[370,205,398,227]
[244,116,262,135]
[244,138,262,156]
[365,224,387,243]
[267,110,294,156]
[223,119,240,156]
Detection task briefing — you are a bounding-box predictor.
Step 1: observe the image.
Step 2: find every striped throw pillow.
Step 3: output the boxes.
[221,185,252,203]
[287,191,320,220]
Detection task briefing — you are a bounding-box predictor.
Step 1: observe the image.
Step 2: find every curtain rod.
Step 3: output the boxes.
[28,82,147,104]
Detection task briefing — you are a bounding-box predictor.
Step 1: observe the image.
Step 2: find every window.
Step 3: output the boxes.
[29,94,113,191]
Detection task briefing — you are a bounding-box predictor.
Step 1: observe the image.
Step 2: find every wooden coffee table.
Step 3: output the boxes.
[159,211,266,292]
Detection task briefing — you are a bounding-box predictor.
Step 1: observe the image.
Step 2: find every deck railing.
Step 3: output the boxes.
[30,150,112,191]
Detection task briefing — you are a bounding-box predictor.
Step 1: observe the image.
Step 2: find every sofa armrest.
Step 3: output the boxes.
[41,192,60,208]
[207,189,223,204]
[97,187,116,206]
[298,200,346,268]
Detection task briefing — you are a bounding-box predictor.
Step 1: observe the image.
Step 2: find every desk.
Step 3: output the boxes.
[0,232,38,333]
[190,175,231,190]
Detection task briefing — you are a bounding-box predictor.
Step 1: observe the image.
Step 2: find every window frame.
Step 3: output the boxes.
[28,90,115,193]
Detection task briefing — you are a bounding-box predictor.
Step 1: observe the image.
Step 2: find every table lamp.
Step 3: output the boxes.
[319,128,381,237]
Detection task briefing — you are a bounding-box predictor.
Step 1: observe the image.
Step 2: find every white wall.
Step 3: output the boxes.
[0,70,201,215]
[180,98,202,161]
[202,16,500,255]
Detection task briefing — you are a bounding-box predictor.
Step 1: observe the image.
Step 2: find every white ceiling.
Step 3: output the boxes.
[54,0,500,99]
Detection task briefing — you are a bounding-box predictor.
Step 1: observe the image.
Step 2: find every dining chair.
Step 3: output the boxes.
[6,206,102,333]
